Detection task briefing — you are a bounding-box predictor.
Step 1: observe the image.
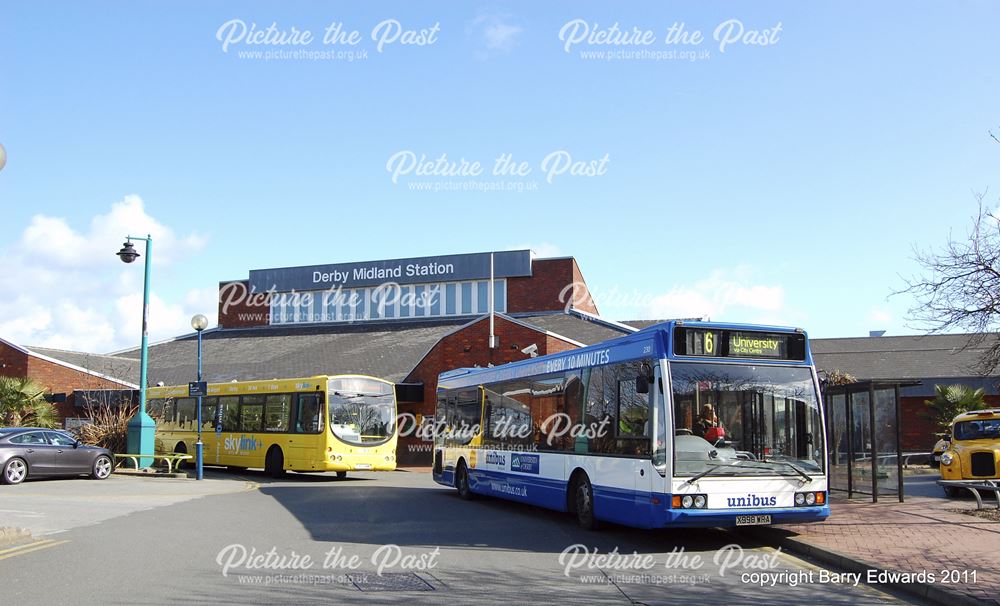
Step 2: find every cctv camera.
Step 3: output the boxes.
[521,343,538,357]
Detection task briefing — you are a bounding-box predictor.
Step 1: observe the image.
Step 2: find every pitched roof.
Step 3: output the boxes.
[113,311,635,387]
[515,312,633,345]
[126,319,472,386]
[811,333,1000,380]
[19,345,140,387]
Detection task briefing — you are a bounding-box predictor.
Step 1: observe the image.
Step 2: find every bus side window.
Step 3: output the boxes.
[219,396,240,432]
[201,397,218,430]
[265,394,291,432]
[294,393,322,434]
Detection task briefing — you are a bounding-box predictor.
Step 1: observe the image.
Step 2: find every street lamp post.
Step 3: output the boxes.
[116,236,155,467]
[191,314,208,480]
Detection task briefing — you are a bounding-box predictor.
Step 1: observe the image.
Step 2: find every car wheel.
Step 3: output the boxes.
[2,458,28,485]
[265,447,286,479]
[455,461,473,500]
[575,475,598,530]
[91,455,113,480]
[336,471,347,479]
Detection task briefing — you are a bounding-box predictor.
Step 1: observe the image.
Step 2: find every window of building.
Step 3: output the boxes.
[269,279,507,324]
[414,285,426,317]
[477,282,489,313]
[445,284,457,314]
[461,283,473,314]
[400,285,412,318]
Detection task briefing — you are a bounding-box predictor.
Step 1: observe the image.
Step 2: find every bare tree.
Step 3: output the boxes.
[898,193,1000,373]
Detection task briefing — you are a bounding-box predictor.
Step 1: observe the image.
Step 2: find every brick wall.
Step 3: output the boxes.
[507,257,594,314]
[398,315,583,465]
[218,280,271,328]
[25,356,134,420]
[0,341,29,380]
[1,340,133,424]
[901,394,1000,451]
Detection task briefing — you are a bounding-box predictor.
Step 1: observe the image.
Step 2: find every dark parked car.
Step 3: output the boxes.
[0,427,114,485]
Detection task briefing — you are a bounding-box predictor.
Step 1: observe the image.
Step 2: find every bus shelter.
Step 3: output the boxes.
[823,381,917,503]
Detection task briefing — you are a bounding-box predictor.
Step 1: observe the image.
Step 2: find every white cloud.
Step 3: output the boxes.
[867,306,892,326]
[468,14,523,58]
[644,269,788,323]
[0,196,214,354]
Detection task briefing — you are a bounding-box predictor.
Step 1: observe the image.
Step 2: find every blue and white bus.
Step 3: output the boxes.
[432,321,830,529]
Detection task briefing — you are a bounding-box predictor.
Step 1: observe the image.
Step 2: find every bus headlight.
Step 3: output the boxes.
[941,452,954,466]
[795,491,825,506]
[671,494,707,509]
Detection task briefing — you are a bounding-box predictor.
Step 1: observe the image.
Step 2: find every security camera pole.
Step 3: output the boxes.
[116,235,155,467]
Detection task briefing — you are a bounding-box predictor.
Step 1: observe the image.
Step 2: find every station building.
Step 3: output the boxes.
[3,248,999,465]
[133,250,635,463]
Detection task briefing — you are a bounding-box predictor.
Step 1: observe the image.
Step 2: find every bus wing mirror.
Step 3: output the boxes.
[636,375,650,394]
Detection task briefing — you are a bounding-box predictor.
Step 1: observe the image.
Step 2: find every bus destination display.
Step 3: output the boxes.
[674,327,805,361]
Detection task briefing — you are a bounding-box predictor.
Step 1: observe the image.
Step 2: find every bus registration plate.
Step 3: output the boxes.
[735,515,771,526]
[354,463,372,470]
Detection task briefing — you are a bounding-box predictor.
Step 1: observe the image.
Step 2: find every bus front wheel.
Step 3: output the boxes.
[455,461,473,500]
[265,447,286,479]
[574,475,598,530]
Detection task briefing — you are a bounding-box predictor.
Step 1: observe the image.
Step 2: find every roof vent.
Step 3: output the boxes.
[869,330,886,337]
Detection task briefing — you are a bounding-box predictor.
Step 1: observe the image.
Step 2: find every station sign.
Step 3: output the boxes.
[248,250,532,292]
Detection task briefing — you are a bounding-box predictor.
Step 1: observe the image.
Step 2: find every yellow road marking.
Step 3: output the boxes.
[0,539,69,560]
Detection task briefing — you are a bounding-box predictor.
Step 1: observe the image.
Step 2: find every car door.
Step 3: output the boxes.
[46,431,92,475]
[8,431,57,476]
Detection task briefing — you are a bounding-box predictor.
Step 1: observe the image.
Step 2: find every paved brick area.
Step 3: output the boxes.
[766,491,1000,605]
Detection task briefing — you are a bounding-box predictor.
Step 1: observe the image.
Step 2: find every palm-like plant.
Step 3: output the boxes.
[924,384,986,431]
[0,376,58,428]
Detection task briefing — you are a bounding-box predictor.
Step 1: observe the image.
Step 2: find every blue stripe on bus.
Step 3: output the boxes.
[434,466,830,528]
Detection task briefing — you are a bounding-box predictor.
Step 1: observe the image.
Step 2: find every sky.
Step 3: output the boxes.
[1,1,998,354]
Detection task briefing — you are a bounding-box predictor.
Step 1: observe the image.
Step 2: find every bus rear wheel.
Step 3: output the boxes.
[574,475,598,530]
[265,447,286,479]
[455,461,473,500]
[336,471,347,479]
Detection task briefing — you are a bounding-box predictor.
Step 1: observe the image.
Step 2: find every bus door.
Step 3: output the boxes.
[289,392,325,466]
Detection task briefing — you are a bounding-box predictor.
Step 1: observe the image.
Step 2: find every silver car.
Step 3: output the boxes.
[0,427,114,485]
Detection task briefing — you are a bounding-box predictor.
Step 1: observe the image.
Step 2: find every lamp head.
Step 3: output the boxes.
[116,241,139,264]
[191,314,209,332]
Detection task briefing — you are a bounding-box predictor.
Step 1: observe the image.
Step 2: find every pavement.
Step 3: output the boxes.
[752,473,1000,606]
[0,469,912,606]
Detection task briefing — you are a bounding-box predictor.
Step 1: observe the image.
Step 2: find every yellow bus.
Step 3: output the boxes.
[148,375,397,477]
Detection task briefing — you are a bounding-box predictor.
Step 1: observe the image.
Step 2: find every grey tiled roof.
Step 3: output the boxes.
[127,319,471,386]
[516,313,633,345]
[112,313,634,387]
[811,334,999,380]
[26,346,140,386]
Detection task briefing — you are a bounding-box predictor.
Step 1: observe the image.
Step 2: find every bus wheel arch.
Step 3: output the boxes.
[455,458,473,500]
[265,445,286,478]
[173,442,188,470]
[568,469,598,530]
